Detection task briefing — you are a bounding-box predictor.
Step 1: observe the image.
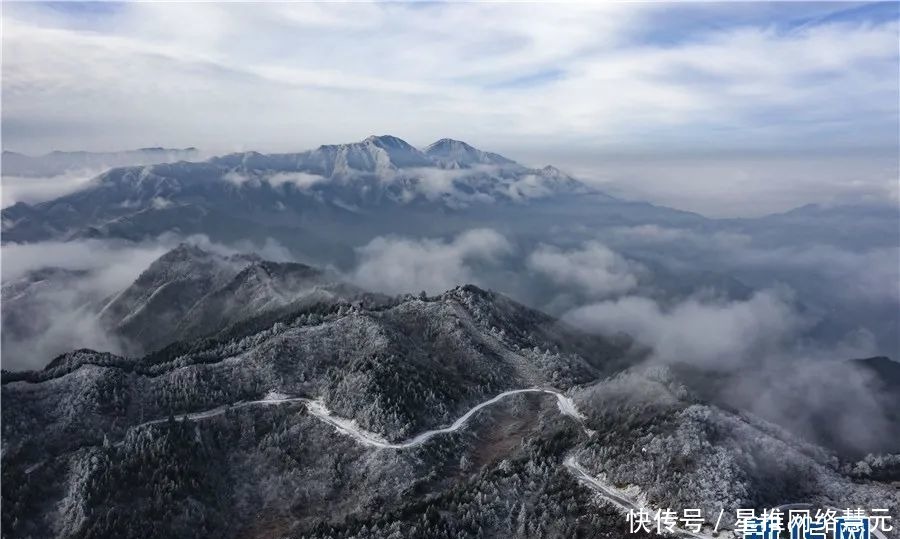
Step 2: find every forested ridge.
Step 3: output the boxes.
[4,271,897,539]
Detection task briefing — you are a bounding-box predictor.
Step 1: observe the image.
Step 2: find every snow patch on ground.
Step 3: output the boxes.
[305,399,396,448]
[264,390,290,401]
[554,392,586,421]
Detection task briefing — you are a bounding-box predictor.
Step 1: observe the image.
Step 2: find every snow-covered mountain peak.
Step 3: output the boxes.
[165,242,212,259]
[0,136,599,243]
[306,134,432,175]
[424,138,476,153]
[424,138,518,168]
[160,243,258,266]
[362,134,416,150]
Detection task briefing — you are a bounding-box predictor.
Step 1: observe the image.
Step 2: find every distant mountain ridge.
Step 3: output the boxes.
[2,147,200,177]
[1,135,590,244]
[204,134,587,202]
[207,135,525,175]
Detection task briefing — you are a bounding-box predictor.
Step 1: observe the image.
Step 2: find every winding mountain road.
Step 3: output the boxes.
[63,387,882,539]
[122,387,716,537]
[305,388,590,449]
[130,388,588,448]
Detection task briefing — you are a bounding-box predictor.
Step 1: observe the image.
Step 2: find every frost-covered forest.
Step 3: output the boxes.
[3,250,898,538]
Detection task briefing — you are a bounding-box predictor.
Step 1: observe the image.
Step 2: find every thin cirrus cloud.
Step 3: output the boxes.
[1,2,896,155]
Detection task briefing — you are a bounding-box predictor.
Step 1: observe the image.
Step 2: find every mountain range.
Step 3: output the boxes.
[1,136,591,246]
[6,135,893,258]
[3,244,898,539]
[2,135,898,539]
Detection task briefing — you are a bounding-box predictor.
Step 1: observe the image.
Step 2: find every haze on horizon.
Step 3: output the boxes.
[2,1,898,216]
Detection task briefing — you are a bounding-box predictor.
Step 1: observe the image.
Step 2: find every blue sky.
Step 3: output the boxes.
[1,2,898,215]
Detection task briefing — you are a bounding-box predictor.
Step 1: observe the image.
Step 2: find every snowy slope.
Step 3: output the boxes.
[1,135,593,243]
[3,279,896,539]
[98,244,366,355]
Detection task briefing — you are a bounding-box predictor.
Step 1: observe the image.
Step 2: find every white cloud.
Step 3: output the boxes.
[349,228,511,295]
[1,3,896,217]
[1,238,171,369]
[1,238,169,285]
[1,3,895,159]
[220,170,326,190]
[605,224,900,305]
[563,288,806,368]
[222,170,251,185]
[568,152,899,217]
[1,169,105,207]
[268,171,326,189]
[738,244,900,304]
[527,241,641,297]
[0,233,296,294]
[503,174,554,201]
[400,166,494,204]
[0,233,298,369]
